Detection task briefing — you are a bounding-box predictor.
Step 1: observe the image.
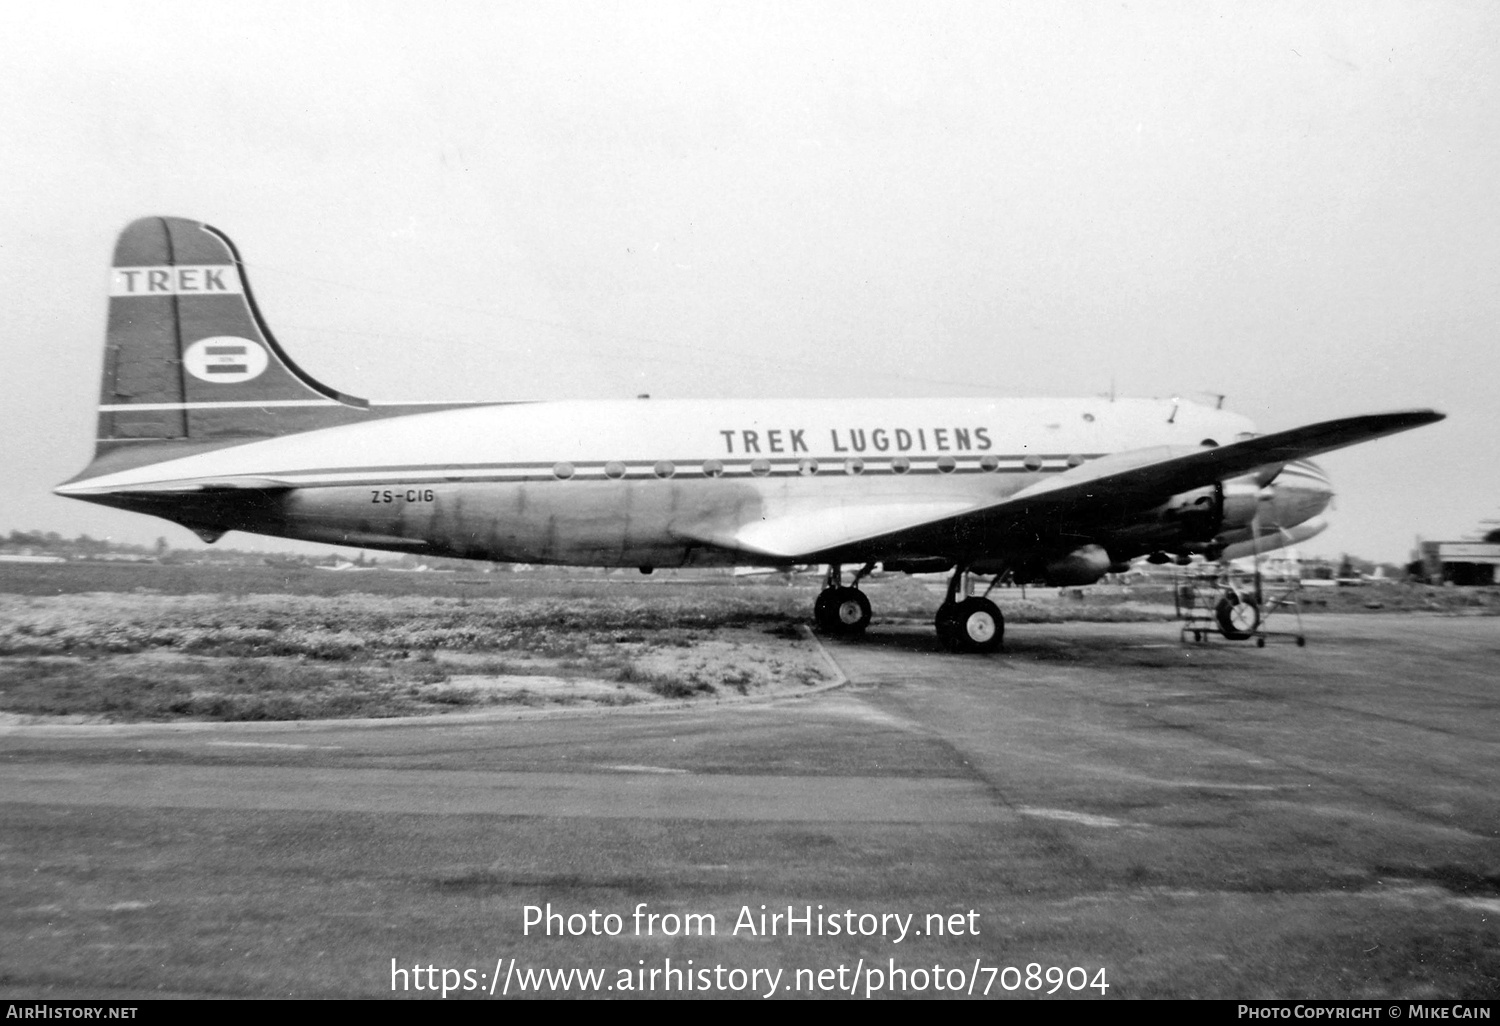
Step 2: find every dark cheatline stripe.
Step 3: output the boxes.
[205,364,249,374]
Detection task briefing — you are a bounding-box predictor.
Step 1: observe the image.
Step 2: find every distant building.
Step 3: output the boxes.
[1417,541,1500,586]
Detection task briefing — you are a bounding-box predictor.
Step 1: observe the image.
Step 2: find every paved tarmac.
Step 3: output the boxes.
[1,614,1496,999]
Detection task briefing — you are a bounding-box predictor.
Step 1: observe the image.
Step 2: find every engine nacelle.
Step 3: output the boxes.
[1037,544,1113,586]
[1218,477,1264,533]
[1105,485,1222,552]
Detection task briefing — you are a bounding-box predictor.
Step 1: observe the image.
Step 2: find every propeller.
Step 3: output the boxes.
[1248,482,1290,605]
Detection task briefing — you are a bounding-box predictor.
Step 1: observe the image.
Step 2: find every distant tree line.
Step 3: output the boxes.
[1,529,310,565]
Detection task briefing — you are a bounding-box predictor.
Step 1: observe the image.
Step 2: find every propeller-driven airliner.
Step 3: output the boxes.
[56,217,1443,651]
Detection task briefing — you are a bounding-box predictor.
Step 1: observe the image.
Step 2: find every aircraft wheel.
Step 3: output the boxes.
[820,587,870,634]
[943,598,1004,653]
[1215,591,1260,640]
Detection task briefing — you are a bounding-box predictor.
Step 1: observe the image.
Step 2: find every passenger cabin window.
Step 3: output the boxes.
[936,455,957,474]
[1066,453,1085,468]
[1023,454,1043,472]
[979,455,1000,472]
[798,458,819,476]
[750,458,771,477]
[605,461,627,479]
[654,460,676,479]
[844,457,864,475]
[553,462,575,480]
[891,456,911,475]
[702,459,724,478]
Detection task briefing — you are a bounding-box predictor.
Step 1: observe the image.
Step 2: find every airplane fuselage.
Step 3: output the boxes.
[62,395,1325,568]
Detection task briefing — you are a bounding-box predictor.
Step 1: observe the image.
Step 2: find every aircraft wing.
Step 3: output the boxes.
[998,408,1443,516]
[690,410,1444,561]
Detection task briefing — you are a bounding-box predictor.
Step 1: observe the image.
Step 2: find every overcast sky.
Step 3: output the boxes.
[2,1,1496,562]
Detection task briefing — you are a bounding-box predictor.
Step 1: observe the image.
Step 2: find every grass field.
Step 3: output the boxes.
[1,562,1493,723]
[0,566,843,721]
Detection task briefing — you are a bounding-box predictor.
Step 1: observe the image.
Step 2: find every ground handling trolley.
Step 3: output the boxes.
[1174,564,1306,647]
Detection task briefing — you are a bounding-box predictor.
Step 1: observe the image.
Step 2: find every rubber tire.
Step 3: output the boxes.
[949,598,1004,653]
[1215,592,1260,640]
[820,587,870,635]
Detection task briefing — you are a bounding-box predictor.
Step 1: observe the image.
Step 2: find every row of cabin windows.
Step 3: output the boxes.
[550,453,1087,481]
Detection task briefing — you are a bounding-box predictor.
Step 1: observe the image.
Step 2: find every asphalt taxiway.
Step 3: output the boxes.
[2,614,1496,998]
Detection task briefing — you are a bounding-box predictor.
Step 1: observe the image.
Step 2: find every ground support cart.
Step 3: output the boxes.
[1174,566,1306,647]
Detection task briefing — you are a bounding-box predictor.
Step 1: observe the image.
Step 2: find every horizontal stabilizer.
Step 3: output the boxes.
[62,477,293,497]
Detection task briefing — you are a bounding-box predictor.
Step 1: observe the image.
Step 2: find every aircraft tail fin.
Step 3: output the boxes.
[95,216,368,454]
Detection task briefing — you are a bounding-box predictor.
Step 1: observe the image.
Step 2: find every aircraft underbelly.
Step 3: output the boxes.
[276,480,705,565]
[275,474,1014,566]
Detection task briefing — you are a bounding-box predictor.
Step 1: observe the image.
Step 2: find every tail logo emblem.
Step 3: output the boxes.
[183,336,269,384]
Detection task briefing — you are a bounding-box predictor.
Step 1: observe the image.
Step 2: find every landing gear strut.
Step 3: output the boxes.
[934,566,1005,653]
[813,563,873,635]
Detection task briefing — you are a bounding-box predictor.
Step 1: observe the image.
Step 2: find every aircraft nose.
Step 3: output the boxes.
[1267,461,1333,526]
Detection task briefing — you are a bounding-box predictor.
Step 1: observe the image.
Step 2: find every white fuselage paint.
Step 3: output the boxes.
[61,396,1308,567]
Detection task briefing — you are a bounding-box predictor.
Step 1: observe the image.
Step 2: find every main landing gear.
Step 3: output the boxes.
[812,563,1005,653]
[934,566,1005,653]
[813,564,874,635]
